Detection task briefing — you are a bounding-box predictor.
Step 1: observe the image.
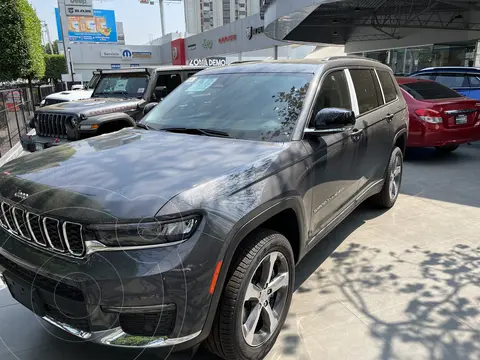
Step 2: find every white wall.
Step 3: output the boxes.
[70,43,164,81]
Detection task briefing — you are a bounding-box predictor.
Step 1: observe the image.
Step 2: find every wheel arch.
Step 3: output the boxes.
[198,197,307,343]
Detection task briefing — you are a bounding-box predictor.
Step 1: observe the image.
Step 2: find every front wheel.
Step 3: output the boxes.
[371,147,404,208]
[205,230,295,360]
[435,145,459,153]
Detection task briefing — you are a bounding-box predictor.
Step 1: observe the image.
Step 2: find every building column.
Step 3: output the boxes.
[475,40,480,67]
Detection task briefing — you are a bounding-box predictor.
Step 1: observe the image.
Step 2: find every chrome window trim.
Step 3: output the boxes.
[373,69,387,105]
[62,221,85,257]
[344,69,360,117]
[1,203,16,234]
[43,217,65,252]
[27,212,47,247]
[12,208,29,240]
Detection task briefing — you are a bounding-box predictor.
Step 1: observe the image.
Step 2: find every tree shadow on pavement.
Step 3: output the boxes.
[287,203,480,360]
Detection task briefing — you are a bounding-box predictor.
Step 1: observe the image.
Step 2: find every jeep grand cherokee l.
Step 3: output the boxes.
[0,58,408,360]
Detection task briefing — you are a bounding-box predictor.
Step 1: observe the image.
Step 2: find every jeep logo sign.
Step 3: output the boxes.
[67,0,93,5]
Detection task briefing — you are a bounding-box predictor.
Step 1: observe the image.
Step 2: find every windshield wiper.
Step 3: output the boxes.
[136,122,155,130]
[161,127,231,138]
[110,91,129,99]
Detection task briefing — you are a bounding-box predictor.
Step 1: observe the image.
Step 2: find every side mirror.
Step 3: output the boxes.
[143,102,158,116]
[311,108,356,132]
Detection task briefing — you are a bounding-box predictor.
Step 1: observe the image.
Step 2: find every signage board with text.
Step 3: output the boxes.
[56,8,118,43]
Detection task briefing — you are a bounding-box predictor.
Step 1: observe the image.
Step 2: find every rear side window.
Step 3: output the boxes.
[350,69,383,114]
[411,74,433,80]
[468,75,480,87]
[377,70,398,103]
[434,74,468,88]
[400,81,462,100]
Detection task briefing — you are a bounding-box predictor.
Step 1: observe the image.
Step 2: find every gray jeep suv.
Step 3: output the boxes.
[0,57,408,359]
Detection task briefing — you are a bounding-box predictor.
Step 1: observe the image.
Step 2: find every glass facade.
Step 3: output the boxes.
[352,42,477,75]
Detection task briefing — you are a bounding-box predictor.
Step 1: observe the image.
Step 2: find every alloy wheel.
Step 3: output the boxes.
[241,251,289,347]
[389,154,402,200]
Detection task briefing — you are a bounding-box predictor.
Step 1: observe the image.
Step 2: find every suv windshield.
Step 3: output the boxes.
[143,72,312,142]
[93,74,149,98]
[400,81,462,100]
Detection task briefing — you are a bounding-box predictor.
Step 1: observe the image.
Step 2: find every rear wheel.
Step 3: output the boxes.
[435,145,459,153]
[205,230,295,360]
[371,147,403,208]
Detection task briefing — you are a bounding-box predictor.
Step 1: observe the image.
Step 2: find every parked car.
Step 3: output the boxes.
[397,77,480,152]
[21,66,205,152]
[409,66,480,99]
[0,57,408,360]
[39,72,101,107]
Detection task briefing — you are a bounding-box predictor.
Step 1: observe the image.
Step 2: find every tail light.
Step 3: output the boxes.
[415,109,443,124]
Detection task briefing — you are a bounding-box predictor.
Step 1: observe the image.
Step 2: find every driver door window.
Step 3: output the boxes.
[312,70,352,123]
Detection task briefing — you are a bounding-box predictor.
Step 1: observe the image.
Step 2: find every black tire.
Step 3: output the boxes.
[371,147,403,208]
[435,145,459,153]
[204,229,295,360]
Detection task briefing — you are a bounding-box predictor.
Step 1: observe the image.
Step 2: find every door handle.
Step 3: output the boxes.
[350,128,363,142]
[386,113,394,122]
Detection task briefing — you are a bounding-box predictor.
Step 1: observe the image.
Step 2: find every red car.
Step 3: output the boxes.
[397,77,480,152]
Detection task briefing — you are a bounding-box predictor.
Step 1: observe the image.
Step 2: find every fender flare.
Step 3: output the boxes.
[81,112,136,128]
[198,197,307,342]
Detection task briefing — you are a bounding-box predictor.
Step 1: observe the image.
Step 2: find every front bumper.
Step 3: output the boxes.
[20,134,70,153]
[0,221,223,349]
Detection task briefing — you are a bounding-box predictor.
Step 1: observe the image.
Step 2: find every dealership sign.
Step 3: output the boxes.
[189,57,227,67]
[65,0,93,17]
[246,26,264,40]
[218,35,237,44]
[66,6,93,16]
[66,0,93,5]
[101,50,121,57]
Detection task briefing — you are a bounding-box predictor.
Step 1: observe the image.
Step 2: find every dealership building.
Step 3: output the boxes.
[58,0,480,83]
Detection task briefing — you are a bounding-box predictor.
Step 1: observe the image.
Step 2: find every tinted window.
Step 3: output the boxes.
[144,73,312,142]
[434,74,468,88]
[377,70,398,102]
[400,81,462,100]
[468,75,480,87]
[314,70,352,113]
[350,69,382,114]
[411,74,433,80]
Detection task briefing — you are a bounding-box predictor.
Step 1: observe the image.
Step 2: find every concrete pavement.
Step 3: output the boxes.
[0,144,479,360]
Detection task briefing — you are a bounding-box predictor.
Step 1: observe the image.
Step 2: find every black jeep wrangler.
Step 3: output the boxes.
[21,66,205,152]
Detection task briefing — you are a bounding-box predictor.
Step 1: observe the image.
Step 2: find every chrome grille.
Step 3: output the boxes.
[1,203,16,233]
[0,202,86,257]
[43,217,64,252]
[27,212,46,246]
[63,222,85,256]
[36,113,72,138]
[12,208,30,240]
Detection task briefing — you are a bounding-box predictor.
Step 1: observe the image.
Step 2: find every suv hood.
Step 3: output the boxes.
[37,97,142,117]
[46,90,93,102]
[0,129,285,223]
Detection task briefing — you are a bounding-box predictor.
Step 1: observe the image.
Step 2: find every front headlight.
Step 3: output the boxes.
[91,214,201,247]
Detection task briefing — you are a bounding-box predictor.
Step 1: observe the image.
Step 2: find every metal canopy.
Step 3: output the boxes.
[262,0,480,43]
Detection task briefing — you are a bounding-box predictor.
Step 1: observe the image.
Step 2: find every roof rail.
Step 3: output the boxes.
[323,55,382,63]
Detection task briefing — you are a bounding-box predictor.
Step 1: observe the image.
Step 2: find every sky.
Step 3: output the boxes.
[30,0,186,45]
